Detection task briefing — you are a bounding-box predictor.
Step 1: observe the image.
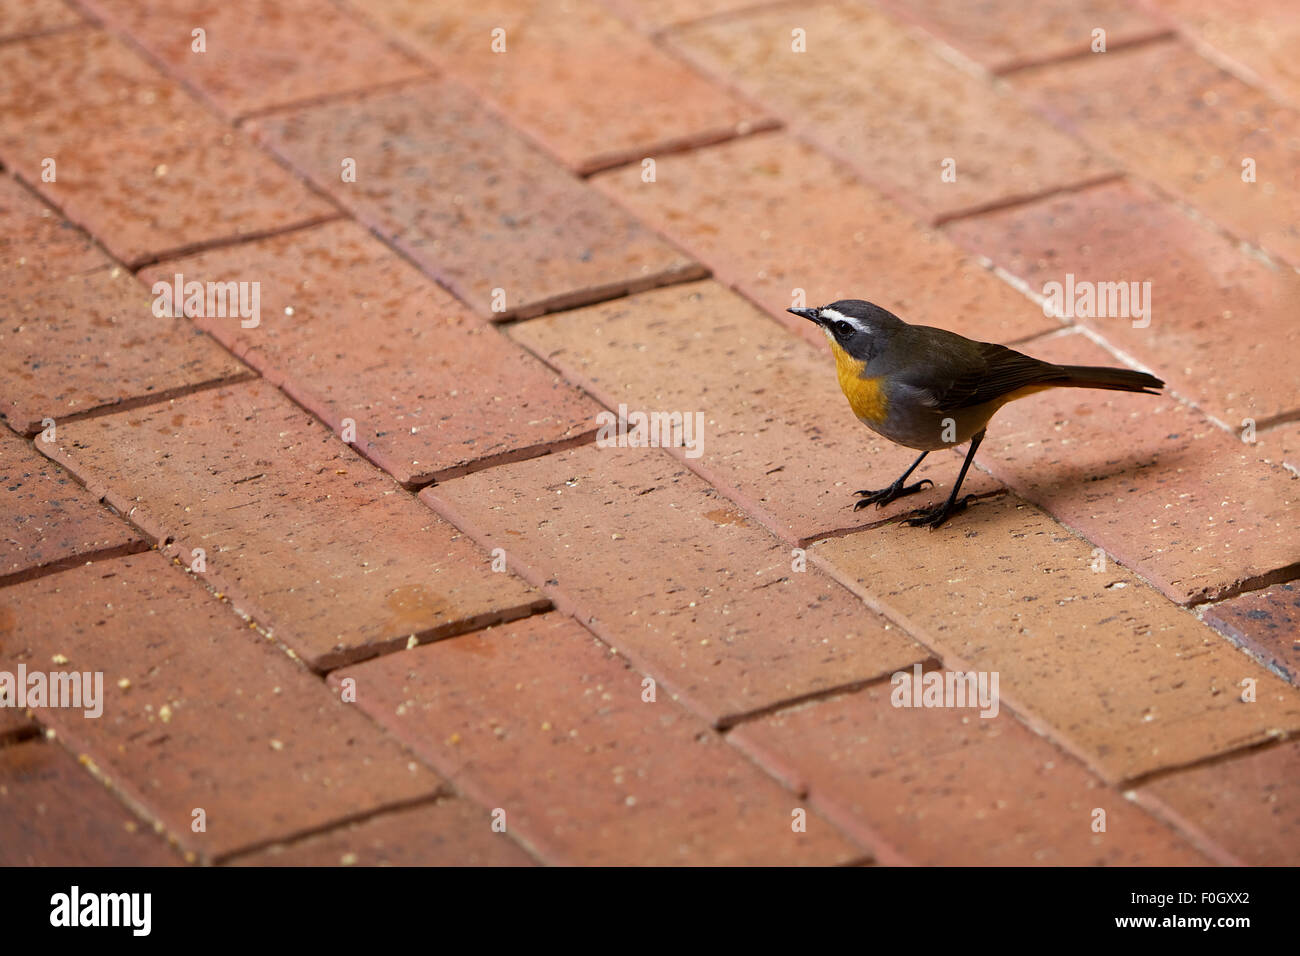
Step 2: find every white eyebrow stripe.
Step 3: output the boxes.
[818,307,871,334]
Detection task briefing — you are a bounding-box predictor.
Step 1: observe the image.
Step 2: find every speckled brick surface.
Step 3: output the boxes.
[0,31,335,265]
[0,552,443,860]
[81,0,428,119]
[139,220,600,485]
[1015,41,1300,268]
[335,613,866,865]
[666,1,1111,220]
[250,79,705,320]
[1,0,1297,866]
[0,427,144,584]
[0,740,181,866]
[1203,583,1300,684]
[422,443,929,727]
[38,381,549,670]
[353,0,774,173]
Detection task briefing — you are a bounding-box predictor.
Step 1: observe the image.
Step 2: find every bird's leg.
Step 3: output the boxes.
[904,430,985,529]
[853,451,932,511]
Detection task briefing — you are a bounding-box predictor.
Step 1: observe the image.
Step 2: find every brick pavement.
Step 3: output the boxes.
[1,0,1296,866]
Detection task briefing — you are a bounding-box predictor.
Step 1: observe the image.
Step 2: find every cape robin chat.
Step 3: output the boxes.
[789,300,1164,528]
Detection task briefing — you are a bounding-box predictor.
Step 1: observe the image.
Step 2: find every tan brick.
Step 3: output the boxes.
[336,613,866,864]
[944,179,1300,426]
[812,492,1300,782]
[0,0,82,40]
[1260,420,1300,475]
[665,1,1110,221]
[356,0,773,173]
[0,553,443,860]
[1015,41,1300,267]
[82,0,427,118]
[421,442,928,726]
[875,0,1170,73]
[251,79,703,320]
[978,330,1299,605]
[1140,740,1300,865]
[0,30,335,265]
[589,133,1057,348]
[603,0,758,32]
[140,220,601,486]
[39,380,549,670]
[732,682,1211,865]
[1151,0,1300,108]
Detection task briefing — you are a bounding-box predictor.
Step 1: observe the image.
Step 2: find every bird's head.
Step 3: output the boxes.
[787,299,903,362]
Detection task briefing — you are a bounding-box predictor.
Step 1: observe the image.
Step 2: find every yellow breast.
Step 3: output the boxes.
[830,340,888,423]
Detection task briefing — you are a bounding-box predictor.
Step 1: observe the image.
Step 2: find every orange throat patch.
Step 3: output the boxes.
[830,340,887,424]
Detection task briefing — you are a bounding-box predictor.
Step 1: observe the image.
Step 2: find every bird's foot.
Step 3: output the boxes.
[903,495,976,529]
[852,478,933,511]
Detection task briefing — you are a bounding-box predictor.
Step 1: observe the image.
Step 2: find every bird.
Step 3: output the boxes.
[788,300,1164,529]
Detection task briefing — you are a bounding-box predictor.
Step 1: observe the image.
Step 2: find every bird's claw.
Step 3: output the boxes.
[852,478,934,511]
[902,495,976,529]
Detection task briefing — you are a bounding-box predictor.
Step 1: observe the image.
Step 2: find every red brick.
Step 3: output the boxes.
[944,179,1300,427]
[82,0,428,119]
[732,682,1211,865]
[0,552,443,860]
[1151,0,1300,108]
[510,280,1003,543]
[0,28,187,137]
[422,442,928,726]
[0,707,37,745]
[875,0,1170,73]
[140,221,600,486]
[1260,420,1300,475]
[602,0,757,32]
[812,492,1300,783]
[336,613,866,864]
[355,0,773,174]
[2,270,250,434]
[0,740,181,865]
[1014,41,1300,268]
[0,173,108,295]
[664,1,1110,221]
[39,380,549,670]
[0,0,81,41]
[229,799,536,866]
[589,133,1057,348]
[977,330,1299,605]
[251,79,702,321]
[1,428,144,585]
[0,30,336,265]
[1140,741,1300,865]
[1202,583,1300,685]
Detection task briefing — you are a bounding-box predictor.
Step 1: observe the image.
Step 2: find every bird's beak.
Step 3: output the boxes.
[787,307,822,325]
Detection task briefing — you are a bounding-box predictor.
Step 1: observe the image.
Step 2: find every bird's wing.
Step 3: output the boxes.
[903,336,1065,411]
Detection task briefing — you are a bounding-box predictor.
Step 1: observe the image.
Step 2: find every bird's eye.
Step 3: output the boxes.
[834,321,853,336]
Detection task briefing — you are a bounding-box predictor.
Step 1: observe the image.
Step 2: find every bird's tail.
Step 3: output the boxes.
[1054,364,1164,395]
